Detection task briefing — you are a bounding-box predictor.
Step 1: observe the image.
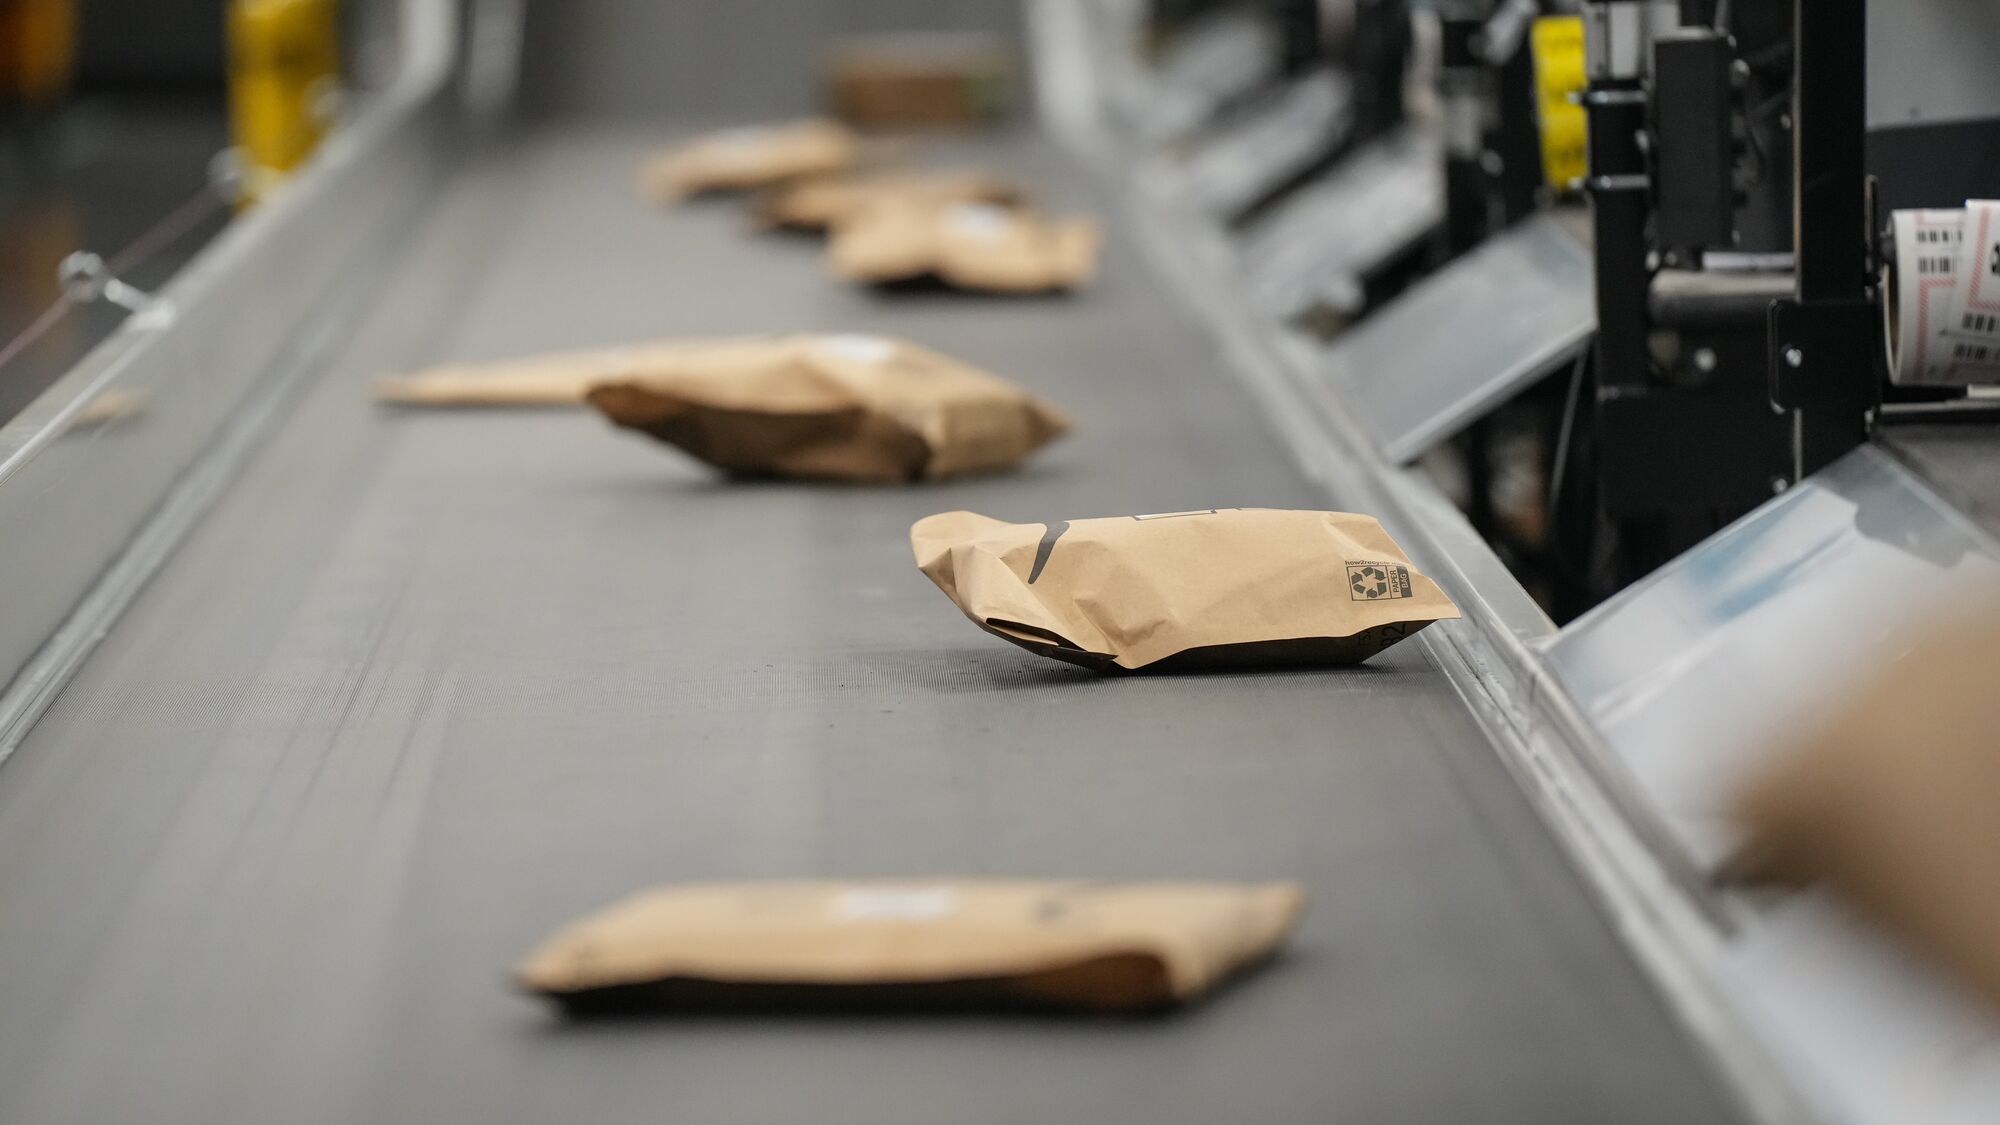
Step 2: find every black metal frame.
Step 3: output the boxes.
[1765,0,1878,474]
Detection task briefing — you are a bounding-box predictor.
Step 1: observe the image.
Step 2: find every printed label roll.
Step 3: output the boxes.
[1885,202,2000,386]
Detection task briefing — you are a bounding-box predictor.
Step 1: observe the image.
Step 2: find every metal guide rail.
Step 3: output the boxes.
[1045,3,2000,1123]
[0,23,1738,1125]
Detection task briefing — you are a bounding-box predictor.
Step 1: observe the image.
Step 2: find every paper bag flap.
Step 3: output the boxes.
[913,511,1105,654]
[936,207,1103,292]
[516,879,1304,1012]
[761,168,1023,230]
[828,198,1102,292]
[641,119,859,200]
[374,342,713,407]
[807,338,1070,478]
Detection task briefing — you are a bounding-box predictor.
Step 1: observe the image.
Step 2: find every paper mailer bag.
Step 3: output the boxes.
[585,334,1069,483]
[913,508,1460,671]
[1729,611,2000,1014]
[516,879,1304,1015]
[639,119,860,201]
[828,32,1017,129]
[374,341,719,408]
[829,199,1101,293]
[757,168,1025,231]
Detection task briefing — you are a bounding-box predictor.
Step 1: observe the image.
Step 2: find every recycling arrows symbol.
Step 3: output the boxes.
[1350,565,1391,599]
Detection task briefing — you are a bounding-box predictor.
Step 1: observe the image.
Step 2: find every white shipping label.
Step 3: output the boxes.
[1941,199,2000,382]
[1886,208,1975,385]
[944,202,1014,240]
[834,886,960,922]
[813,334,897,366]
[703,125,778,158]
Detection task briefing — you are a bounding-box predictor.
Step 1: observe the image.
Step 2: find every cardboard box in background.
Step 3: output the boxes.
[828,31,1015,130]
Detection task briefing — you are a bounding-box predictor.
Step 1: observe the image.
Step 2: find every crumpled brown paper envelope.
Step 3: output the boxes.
[516,879,1304,1015]
[584,334,1069,483]
[373,342,721,408]
[639,119,860,201]
[1728,610,2000,1015]
[913,508,1460,671]
[757,168,1025,232]
[829,198,1101,293]
[828,31,1016,129]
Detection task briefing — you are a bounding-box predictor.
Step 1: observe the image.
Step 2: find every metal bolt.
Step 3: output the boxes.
[1784,346,1805,368]
[1771,477,1791,495]
[58,251,109,302]
[1693,347,1718,373]
[56,250,156,314]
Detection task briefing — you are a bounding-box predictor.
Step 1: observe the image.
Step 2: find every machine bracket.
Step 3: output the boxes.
[1766,297,1880,412]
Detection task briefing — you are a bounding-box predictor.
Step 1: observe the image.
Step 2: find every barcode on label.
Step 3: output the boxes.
[1917,227,1962,245]
[1953,342,1994,363]
[1963,312,2000,334]
[1920,255,1958,276]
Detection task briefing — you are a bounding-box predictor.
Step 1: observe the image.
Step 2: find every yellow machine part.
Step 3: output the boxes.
[1531,15,1588,193]
[229,0,340,205]
[3,0,79,106]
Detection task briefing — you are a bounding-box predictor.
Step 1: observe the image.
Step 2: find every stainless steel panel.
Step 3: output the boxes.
[1719,892,2000,1125]
[1543,448,2000,1125]
[1162,69,1353,220]
[1240,125,1443,321]
[1320,211,1595,463]
[1544,445,2000,871]
[1120,7,1279,144]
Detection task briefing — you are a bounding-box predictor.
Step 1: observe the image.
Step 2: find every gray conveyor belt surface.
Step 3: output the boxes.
[0,127,1743,1124]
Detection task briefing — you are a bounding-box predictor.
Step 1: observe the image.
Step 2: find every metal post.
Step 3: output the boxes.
[1440,1,1495,253]
[1766,0,1876,472]
[1791,0,1868,304]
[1583,0,1654,393]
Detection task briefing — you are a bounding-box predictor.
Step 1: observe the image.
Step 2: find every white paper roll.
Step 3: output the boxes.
[1884,202,2000,385]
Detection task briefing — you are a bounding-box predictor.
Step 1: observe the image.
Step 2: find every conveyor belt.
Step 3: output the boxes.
[0,126,1742,1124]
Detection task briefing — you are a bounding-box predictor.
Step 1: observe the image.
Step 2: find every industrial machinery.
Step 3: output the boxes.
[1566,0,2000,604]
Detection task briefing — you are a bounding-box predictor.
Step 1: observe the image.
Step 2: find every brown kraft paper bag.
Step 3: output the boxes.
[1728,611,2000,1014]
[373,341,722,408]
[829,198,1101,293]
[827,32,1017,129]
[912,508,1460,671]
[639,119,860,201]
[758,168,1025,232]
[516,879,1305,1015]
[585,333,1069,483]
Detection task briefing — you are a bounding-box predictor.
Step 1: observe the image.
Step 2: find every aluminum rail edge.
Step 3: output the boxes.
[0,0,477,762]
